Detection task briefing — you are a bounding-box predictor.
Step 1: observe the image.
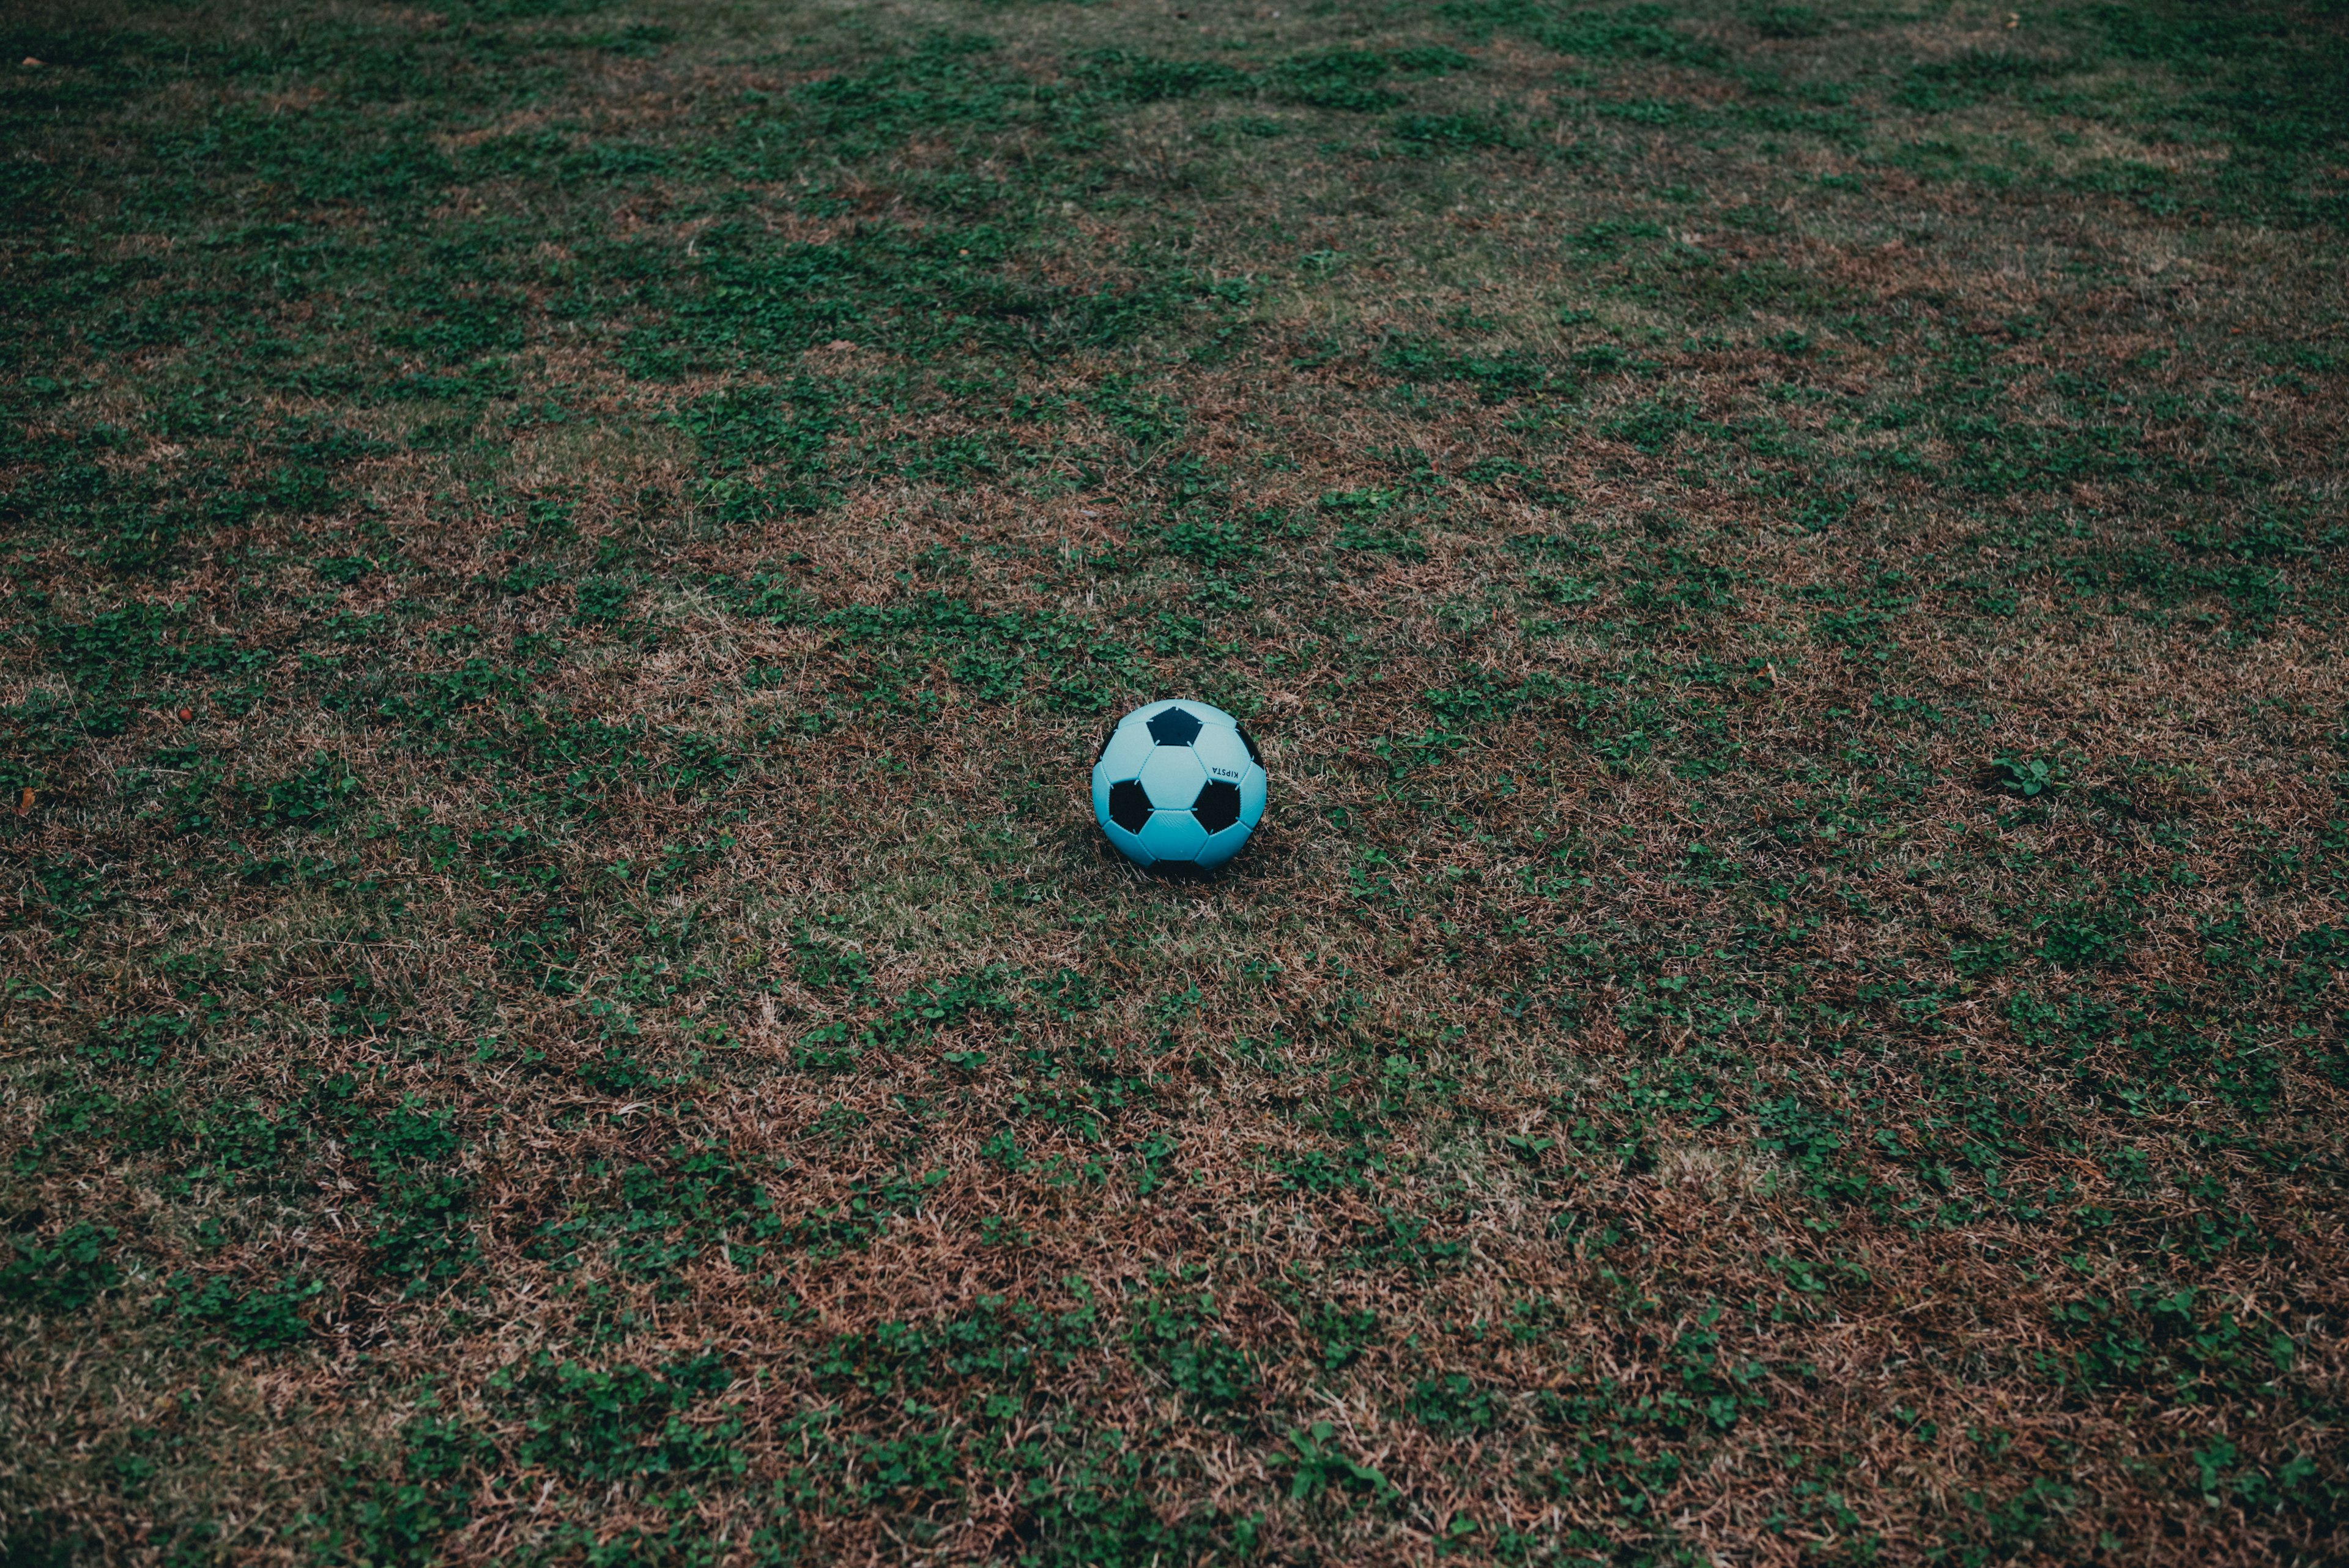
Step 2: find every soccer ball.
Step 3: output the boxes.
[1091,700,1267,870]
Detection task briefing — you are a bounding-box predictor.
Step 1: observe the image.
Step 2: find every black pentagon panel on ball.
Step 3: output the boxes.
[1237,724,1264,767]
[1192,779,1242,834]
[1107,780,1152,834]
[1146,705,1203,747]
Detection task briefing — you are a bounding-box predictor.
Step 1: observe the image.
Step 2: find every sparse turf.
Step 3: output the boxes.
[2,0,2347,1561]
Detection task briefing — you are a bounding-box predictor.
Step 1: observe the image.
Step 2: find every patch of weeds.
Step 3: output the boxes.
[1602,396,1702,453]
[1389,112,1519,151]
[317,1403,492,1567]
[671,220,1197,369]
[1755,1096,1878,1209]
[1894,50,2065,114]
[571,576,635,626]
[495,1352,742,1486]
[1405,1372,1499,1436]
[793,927,874,994]
[1162,508,1279,568]
[789,1168,944,1256]
[1573,220,1668,253]
[75,1011,195,1069]
[1346,1208,1469,1275]
[497,905,583,994]
[1805,576,1914,664]
[163,1271,323,1354]
[1,1221,125,1312]
[1307,1302,1382,1370]
[1075,50,1253,104]
[1028,967,1108,1020]
[1987,754,2069,799]
[816,1293,1097,1399]
[795,965,1016,1071]
[2048,1284,2291,1405]
[1275,46,1469,113]
[1791,489,1853,532]
[1934,1474,2076,1564]
[533,1142,782,1290]
[1280,1146,1371,1195]
[1278,1420,1400,1504]
[38,604,269,696]
[820,593,1129,710]
[1746,4,1827,39]
[1010,1035,1151,1142]
[1321,488,1428,560]
[300,1079,481,1295]
[1005,1431,1257,1563]
[1379,337,1563,401]
[2035,899,2137,970]
[245,752,363,830]
[1445,1,1723,67]
[365,1172,480,1297]
[1127,1283,1257,1421]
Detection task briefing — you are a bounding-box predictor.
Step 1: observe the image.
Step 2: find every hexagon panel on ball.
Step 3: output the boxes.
[1137,806,1211,863]
[1135,745,1209,812]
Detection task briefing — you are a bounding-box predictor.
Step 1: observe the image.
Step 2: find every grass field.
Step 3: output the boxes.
[3,0,2347,1561]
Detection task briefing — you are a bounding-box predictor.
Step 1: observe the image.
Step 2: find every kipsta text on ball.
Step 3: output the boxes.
[1091,700,1266,869]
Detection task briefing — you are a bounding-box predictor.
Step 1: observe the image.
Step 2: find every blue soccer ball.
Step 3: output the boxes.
[1091,700,1267,871]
